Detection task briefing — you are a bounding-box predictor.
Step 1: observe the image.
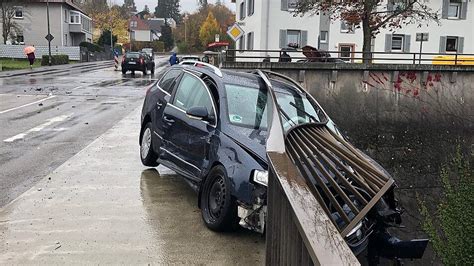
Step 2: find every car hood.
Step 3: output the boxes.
[223,125,268,167]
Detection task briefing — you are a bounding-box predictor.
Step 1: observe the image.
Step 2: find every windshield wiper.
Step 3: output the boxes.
[289,101,321,123]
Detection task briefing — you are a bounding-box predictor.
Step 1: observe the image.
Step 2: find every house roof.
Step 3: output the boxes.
[147,19,165,32]
[30,0,87,15]
[130,15,150,31]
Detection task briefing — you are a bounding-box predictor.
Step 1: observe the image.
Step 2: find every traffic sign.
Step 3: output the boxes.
[227,23,244,42]
[45,33,54,42]
[416,33,429,42]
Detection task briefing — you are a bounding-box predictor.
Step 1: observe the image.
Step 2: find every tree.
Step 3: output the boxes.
[199,12,220,47]
[123,0,137,13]
[0,0,20,44]
[160,25,174,50]
[78,0,108,15]
[154,0,181,24]
[91,6,129,44]
[97,29,117,47]
[294,0,439,62]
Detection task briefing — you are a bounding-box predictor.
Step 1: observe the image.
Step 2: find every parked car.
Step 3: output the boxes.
[139,62,427,262]
[122,52,155,75]
[141,48,154,57]
[180,55,201,62]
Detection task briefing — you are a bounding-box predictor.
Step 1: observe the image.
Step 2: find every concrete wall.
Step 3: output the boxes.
[0,44,80,60]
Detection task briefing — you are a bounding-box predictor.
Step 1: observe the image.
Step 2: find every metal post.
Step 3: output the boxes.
[418,33,423,64]
[110,28,113,59]
[46,0,52,66]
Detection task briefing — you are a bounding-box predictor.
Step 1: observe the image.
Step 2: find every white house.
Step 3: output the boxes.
[233,0,473,63]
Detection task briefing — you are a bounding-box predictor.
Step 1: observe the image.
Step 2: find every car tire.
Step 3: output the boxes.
[132,70,135,75]
[201,165,238,232]
[140,122,159,167]
[122,69,127,74]
[151,65,155,74]
[143,67,147,76]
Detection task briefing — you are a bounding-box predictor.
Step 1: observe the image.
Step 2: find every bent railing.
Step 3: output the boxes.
[260,70,360,265]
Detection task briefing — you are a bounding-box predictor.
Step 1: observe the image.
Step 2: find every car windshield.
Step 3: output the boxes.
[125,53,140,59]
[224,82,327,131]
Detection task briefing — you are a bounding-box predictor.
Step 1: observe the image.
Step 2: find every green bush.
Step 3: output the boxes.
[41,55,69,66]
[130,40,164,53]
[418,147,473,265]
[79,42,103,52]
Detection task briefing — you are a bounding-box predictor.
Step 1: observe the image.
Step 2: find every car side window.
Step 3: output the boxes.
[158,70,181,94]
[173,73,215,117]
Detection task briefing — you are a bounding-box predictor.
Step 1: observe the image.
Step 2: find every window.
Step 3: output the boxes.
[248,0,255,16]
[14,7,23,18]
[64,34,68,46]
[130,31,135,40]
[288,0,298,9]
[448,1,461,18]
[159,69,181,94]
[340,21,355,33]
[391,35,404,51]
[70,12,80,24]
[320,31,328,43]
[239,2,246,20]
[239,34,245,51]
[64,9,68,23]
[173,73,215,118]
[247,32,254,50]
[16,35,24,44]
[130,20,137,28]
[446,37,458,52]
[287,30,301,48]
[339,44,354,62]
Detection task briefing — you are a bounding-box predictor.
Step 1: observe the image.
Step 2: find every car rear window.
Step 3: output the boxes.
[125,53,140,59]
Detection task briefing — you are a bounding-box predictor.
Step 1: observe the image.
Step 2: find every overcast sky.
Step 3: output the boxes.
[114,0,235,13]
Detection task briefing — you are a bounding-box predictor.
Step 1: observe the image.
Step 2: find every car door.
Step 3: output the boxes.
[151,69,182,152]
[160,71,217,180]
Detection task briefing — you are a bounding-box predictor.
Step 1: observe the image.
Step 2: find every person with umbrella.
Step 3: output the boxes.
[24,46,36,69]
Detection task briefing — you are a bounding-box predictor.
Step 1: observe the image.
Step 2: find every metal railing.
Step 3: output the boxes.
[260,70,360,265]
[225,49,474,65]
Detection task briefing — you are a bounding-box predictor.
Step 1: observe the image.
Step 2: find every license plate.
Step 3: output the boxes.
[128,62,136,65]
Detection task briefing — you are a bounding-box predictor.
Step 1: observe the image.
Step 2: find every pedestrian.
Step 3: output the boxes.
[278,50,291,62]
[169,52,179,66]
[24,46,36,69]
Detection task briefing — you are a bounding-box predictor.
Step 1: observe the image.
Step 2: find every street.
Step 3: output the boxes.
[0,58,265,263]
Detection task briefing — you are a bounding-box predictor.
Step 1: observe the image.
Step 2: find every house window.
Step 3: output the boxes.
[130,31,135,40]
[64,9,68,23]
[320,31,328,43]
[339,44,354,62]
[16,35,24,44]
[448,0,461,18]
[247,0,255,16]
[130,20,137,28]
[64,34,68,46]
[341,21,354,33]
[240,2,246,20]
[391,35,404,51]
[288,0,298,9]
[239,34,245,51]
[70,12,80,24]
[14,6,23,18]
[247,32,254,50]
[446,37,458,52]
[287,30,301,48]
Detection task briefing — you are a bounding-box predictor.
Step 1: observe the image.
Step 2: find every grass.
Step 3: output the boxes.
[0,58,42,71]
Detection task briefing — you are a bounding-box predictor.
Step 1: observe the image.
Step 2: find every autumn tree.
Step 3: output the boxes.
[294,0,439,62]
[123,0,137,13]
[199,12,220,47]
[91,5,129,44]
[0,0,21,44]
[79,0,108,15]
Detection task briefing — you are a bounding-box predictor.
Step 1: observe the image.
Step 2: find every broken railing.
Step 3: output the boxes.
[260,70,360,265]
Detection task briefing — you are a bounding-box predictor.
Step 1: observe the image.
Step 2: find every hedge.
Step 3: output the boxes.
[79,42,103,52]
[127,40,165,53]
[41,55,69,66]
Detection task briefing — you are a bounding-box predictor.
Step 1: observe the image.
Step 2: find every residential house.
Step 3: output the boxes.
[129,16,176,42]
[233,0,473,62]
[2,0,93,46]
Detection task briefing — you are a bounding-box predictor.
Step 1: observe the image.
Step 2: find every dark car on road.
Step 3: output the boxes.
[122,52,155,75]
[139,62,427,261]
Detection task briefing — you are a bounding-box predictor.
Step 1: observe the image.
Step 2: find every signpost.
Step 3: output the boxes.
[46,0,52,66]
[416,33,429,64]
[226,23,245,42]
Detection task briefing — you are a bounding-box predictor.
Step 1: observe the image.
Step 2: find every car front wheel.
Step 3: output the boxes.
[201,165,238,231]
[140,122,158,167]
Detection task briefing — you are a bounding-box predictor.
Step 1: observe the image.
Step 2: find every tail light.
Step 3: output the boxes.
[139,58,144,64]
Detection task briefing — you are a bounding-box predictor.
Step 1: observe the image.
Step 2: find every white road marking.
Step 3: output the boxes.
[3,114,72,143]
[0,95,56,114]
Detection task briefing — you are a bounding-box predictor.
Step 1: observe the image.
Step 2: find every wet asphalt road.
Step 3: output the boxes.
[0,58,168,207]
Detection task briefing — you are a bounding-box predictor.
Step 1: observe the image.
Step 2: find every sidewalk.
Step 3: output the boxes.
[0,60,114,78]
[0,106,265,264]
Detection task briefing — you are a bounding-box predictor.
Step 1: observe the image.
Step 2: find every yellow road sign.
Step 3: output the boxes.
[227,23,245,42]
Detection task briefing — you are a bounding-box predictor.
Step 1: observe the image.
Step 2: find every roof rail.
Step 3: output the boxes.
[179,60,223,78]
[260,70,305,94]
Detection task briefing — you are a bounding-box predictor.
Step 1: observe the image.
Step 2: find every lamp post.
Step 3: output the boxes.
[46,0,52,66]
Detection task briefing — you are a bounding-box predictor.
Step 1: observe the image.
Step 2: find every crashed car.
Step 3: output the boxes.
[139,61,427,262]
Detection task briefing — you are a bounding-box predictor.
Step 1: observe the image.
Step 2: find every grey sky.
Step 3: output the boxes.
[114,0,235,13]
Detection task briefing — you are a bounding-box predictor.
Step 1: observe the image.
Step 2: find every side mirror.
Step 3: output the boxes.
[186,106,210,121]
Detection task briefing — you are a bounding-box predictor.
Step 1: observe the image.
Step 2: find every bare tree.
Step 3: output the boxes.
[0,0,19,44]
[294,0,440,62]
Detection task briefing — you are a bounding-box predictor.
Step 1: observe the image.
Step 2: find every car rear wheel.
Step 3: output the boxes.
[143,67,147,75]
[151,65,155,74]
[140,122,158,167]
[201,165,237,231]
[122,68,127,74]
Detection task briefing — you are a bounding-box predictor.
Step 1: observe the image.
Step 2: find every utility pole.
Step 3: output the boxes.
[46,0,52,66]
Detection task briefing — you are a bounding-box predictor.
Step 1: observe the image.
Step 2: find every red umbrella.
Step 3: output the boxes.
[24,46,35,55]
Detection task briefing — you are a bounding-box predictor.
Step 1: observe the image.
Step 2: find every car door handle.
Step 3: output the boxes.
[163,117,175,124]
[157,102,163,108]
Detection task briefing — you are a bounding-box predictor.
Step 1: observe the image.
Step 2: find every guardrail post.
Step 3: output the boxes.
[455,53,458,65]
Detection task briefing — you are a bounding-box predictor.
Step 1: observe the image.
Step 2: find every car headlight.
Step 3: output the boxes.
[252,170,268,187]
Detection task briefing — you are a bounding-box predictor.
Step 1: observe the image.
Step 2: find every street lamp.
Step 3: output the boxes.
[46,0,52,66]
